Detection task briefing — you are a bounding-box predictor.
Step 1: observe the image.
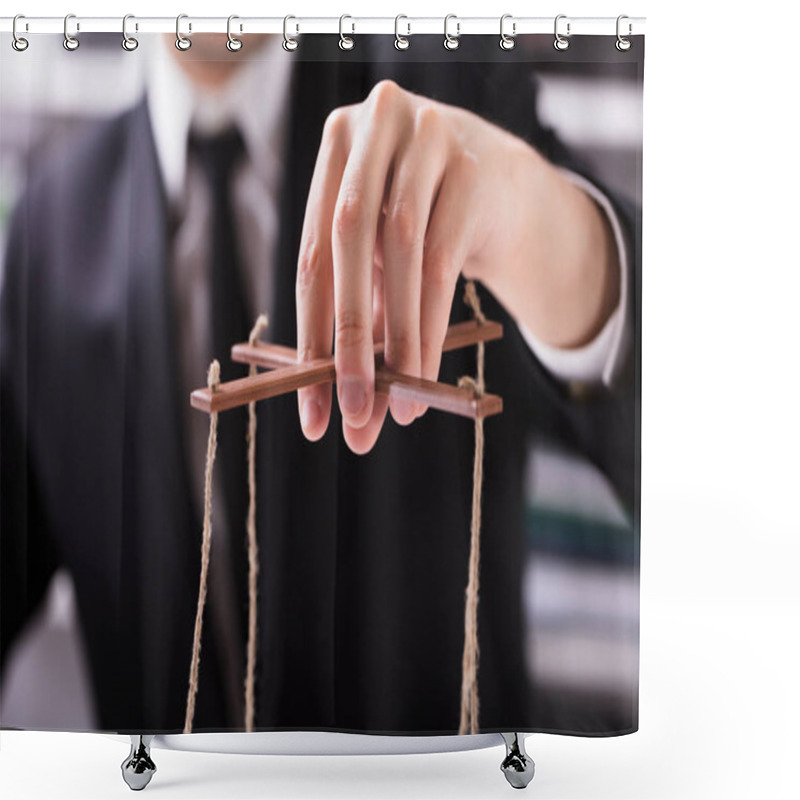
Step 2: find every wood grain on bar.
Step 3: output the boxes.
[230,319,503,371]
[191,359,335,414]
[375,370,502,420]
[192,365,502,419]
[192,318,503,419]
[232,341,299,369]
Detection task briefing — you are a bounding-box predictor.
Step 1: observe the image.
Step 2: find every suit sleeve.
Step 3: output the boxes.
[473,61,641,512]
[1,185,61,677]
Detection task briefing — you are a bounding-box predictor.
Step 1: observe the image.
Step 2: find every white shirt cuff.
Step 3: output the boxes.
[517,168,631,389]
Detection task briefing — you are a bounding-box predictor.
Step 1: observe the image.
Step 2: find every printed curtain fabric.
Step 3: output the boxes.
[0,29,643,736]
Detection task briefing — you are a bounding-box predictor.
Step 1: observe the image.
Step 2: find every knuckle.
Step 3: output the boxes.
[423,249,456,289]
[384,200,422,253]
[333,188,365,242]
[335,310,370,351]
[296,238,326,295]
[369,79,400,104]
[414,105,443,137]
[297,343,317,364]
[323,107,348,140]
[368,79,402,119]
[385,330,416,368]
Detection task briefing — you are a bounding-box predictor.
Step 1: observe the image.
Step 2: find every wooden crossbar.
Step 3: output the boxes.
[230,319,502,370]
[190,319,503,419]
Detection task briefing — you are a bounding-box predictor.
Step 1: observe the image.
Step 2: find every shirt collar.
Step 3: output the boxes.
[146,36,293,206]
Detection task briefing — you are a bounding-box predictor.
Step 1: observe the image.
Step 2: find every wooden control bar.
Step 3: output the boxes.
[191,319,503,420]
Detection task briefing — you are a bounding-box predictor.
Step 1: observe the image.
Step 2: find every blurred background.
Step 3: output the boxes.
[0,33,642,731]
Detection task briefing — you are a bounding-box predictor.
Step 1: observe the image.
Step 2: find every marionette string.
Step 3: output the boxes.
[244,314,268,732]
[184,359,220,734]
[458,279,487,736]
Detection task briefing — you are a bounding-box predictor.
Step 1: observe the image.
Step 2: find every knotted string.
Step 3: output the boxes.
[184,360,221,734]
[244,314,268,732]
[458,279,487,735]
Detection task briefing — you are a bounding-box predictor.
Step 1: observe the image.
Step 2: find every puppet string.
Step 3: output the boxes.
[458,280,486,736]
[244,314,268,732]
[184,359,221,734]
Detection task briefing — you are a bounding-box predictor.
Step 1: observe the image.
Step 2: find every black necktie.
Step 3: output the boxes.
[190,128,249,635]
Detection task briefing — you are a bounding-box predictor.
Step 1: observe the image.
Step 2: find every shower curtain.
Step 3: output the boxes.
[0,23,643,739]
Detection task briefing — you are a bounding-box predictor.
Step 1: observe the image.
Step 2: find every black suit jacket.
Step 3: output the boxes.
[1,36,640,735]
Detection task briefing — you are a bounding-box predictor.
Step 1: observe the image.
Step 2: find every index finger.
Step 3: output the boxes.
[296,107,351,441]
[331,81,405,432]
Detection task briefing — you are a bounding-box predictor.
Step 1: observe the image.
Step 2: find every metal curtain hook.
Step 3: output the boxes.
[616,14,632,51]
[554,14,570,51]
[394,14,410,50]
[500,14,516,50]
[121,14,138,51]
[339,14,354,50]
[12,14,29,51]
[444,14,460,51]
[283,15,299,51]
[176,14,192,51]
[63,13,79,51]
[227,15,243,51]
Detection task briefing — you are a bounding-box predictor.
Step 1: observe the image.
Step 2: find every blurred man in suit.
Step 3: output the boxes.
[1,34,637,734]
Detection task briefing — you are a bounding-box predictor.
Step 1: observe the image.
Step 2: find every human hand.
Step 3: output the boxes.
[295,80,619,454]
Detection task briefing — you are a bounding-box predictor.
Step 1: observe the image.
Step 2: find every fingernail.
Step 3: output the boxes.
[339,377,367,417]
[301,398,322,432]
[391,398,416,425]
